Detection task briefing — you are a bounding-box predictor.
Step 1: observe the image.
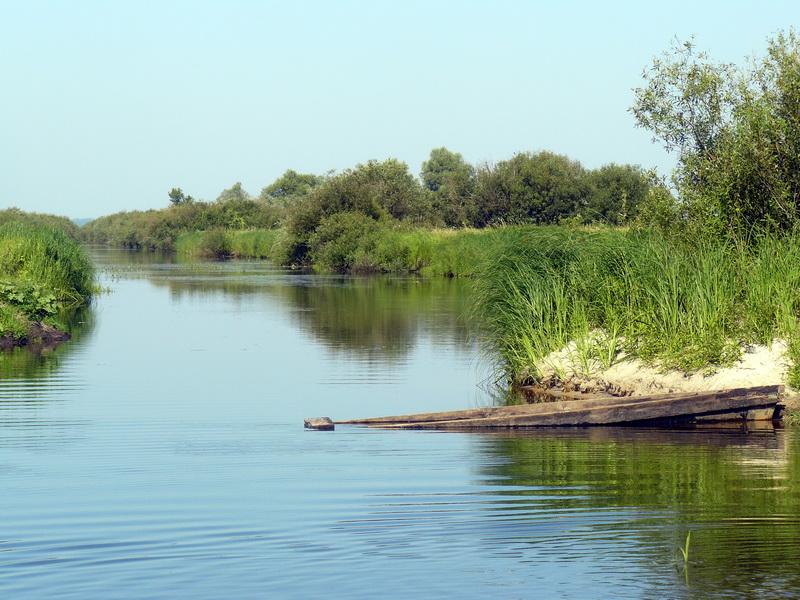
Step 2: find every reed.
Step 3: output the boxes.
[470,227,800,385]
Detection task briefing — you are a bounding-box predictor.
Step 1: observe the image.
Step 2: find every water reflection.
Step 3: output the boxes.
[474,428,800,596]
[92,248,475,363]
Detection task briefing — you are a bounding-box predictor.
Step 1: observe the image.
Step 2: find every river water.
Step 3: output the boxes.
[1,249,799,599]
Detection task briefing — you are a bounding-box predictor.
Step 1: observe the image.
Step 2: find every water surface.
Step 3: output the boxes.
[1,249,799,598]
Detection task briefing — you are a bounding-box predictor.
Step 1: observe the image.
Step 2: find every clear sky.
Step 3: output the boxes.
[1,1,798,218]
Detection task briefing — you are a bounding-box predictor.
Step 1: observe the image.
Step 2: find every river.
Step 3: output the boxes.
[0,249,798,598]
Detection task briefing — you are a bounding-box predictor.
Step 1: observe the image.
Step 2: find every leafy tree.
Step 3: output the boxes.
[473,152,590,226]
[216,182,250,203]
[421,148,477,227]
[585,164,650,224]
[289,159,427,238]
[259,170,324,206]
[632,30,800,234]
[168,187,186,205]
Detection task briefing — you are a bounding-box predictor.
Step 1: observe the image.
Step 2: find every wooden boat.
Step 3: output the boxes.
[336,385,784,429]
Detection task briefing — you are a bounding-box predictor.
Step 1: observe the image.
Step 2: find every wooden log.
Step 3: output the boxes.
[338,385,783,429]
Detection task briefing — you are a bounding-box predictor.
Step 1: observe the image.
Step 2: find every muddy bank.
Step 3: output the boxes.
[0,323,71,352]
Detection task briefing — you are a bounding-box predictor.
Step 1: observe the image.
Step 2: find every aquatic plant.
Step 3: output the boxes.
[679,530,692,565]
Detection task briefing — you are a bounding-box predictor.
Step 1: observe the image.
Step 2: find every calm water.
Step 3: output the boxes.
[1,249,799,599]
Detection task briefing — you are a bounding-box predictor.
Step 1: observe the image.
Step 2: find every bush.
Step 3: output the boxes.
[289,160,429,242]
[308,213,384,273]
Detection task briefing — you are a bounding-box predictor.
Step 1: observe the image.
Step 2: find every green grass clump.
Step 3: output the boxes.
[175,223,502,276]
[176,229,287,260]
[471,227,800,386]
[0,221,94,341]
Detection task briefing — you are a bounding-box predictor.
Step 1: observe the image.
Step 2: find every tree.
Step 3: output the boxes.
[259,170,323,206]
[631,30,800,234]
[216,182,250,203]
[289,159,428,238]
[585,164,650,224]
[473,152,590,226]
[421,148,476,226]
[168,187,186,205]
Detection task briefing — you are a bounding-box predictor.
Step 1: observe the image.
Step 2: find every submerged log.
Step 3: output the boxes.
[337,385,784,429]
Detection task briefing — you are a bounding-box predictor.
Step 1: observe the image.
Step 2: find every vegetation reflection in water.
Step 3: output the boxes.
[475,427,800,594]
[97,249,475,363]
[0,305,94,385]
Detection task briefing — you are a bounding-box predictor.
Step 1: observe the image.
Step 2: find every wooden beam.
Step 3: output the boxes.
[337,385,784,429]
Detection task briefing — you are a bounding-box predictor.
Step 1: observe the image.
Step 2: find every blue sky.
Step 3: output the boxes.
[1,0,798,217]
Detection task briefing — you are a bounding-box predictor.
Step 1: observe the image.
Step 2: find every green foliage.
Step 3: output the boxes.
[0,220,94,340]
[0,282,59,320]
[632,30,800,235]
[216,182,250,204]
[260,170,324,206]
[0,208,81,239]
[0,222,94,299]
[197,229,232,259]
[168,187,187,205]
[421,148,477,227]
[472,152,592,226]
[308,213,383,273]
[585,164,650,225]
[470,227,800,386]
[83,197,281,251]
[290,159,428,239]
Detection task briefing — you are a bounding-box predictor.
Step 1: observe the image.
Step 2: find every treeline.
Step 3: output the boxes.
[81,185,280,251]
[81,150,656,254]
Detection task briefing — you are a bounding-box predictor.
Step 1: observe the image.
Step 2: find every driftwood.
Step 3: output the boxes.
[336,385,784,430]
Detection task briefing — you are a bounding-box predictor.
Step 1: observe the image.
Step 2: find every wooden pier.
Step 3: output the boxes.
[336,385,785,429]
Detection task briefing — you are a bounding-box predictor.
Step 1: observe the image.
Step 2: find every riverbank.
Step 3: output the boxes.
[175,225,501,277]
[0,221,94,350]
[470,227,800,401]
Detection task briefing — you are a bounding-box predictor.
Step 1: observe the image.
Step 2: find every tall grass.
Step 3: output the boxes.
[0,221,94,339]
[471,227,800,386]
[175,224,501,276]
[176,229,288,260]
[0,222,94,299]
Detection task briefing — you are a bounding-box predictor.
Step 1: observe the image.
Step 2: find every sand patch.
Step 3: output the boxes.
[537,337,790,396]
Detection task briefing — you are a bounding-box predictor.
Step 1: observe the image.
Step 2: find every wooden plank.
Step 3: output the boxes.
[338,385,783,429]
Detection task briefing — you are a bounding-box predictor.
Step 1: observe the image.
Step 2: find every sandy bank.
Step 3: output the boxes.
[538,338,794,401]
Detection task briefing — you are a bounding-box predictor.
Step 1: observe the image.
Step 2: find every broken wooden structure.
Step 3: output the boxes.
[336,385,785,430]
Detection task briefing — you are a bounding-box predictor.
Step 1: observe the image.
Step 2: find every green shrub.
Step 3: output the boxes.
[308,213,383,273]
[197,229,232,259]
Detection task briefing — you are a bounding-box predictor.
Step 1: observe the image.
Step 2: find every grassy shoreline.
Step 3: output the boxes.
[470,227,800,392]
[0,221,94,349]
[174,225,501,277]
